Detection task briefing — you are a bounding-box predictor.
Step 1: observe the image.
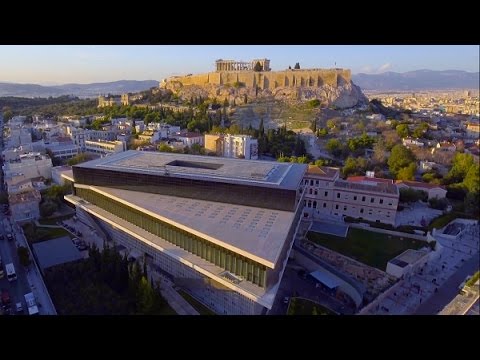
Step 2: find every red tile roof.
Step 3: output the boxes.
[395,180,446,190]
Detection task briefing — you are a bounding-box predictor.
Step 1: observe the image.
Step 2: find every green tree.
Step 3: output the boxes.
[325,138,342,157]
[317,128,328,137]
[446,153,475,184]
[342,157,368,178]
[388,144,416,176]
[307,99,320,108]
[396,163,417,181]
[396,124,410,138]
[412,122,429,138]
[17,246,31,267]
[315,159,327,167]
[326,119,336,130]
[158,143,173,153]
[40,201,58,218]
[67,153,89,166]
[463,163,480,193]
[253,62,263,72]
[464,191,480,216]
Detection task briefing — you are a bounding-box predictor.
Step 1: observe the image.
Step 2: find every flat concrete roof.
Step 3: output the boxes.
[390,249,428,266]
[32,236,83,270]
[74,150,307,190]
[79,185,294,268]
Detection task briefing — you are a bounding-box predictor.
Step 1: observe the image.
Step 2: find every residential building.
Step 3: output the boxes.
[175,132,204,147]
[205,134,258,160]
[402,137,424,147]
[8,189,41,221]
[64,151,307,315]
[395,180,447,200]
[466,121,480,138]
[45,142,80,160]
[302,167,399,225]
[138,130,160,144]
[85,140,126,156]
[2,152,52,188]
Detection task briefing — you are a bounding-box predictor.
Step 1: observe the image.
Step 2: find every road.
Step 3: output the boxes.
[268,260,356,315]
[0,114,56,315]
[415,252,479,315]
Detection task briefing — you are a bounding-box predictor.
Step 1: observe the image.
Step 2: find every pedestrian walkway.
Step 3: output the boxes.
[148,268,199,315]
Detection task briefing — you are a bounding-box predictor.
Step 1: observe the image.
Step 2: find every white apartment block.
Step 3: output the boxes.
[204,134,259,160]
[66,126,86,150]
[46,143,80,160]
[85,140,126,156]
[302,167,399,226]
[2,153,53,187]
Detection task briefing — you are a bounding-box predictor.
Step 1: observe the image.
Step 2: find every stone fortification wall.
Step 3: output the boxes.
[168,69,351,90]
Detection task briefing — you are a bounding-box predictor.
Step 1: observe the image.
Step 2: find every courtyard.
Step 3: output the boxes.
[306,228,426,270]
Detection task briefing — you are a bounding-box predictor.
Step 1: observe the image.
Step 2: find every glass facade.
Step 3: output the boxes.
[73,167,297,212]
[75,187,267,288]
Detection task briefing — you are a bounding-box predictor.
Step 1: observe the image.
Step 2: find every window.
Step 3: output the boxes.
[360,208,364,214]
[343,206,347,211]
[335,204,339,210]
[310,180,313,186]
[324,191,328,197]
[353,196,357,201]
[380,199,384,204]
[308,200,312,208]
[370,198,374,203]
[315,180,319,186]
[362,196,366,202]
[309,188,312,194]
[388,203,392,206]
[314,190,318,195]
[337,193,340,199]
[305,179,308,185]
[313,201,317,209]
[323,203,326,208]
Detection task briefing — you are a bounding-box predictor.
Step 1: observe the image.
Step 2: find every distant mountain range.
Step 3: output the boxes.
[0,80,159,98]
[352,70,479,91]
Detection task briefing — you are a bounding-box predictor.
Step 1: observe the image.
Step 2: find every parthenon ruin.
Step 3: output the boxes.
[215,58,271,72]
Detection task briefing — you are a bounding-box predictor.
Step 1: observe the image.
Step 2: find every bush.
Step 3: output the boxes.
[428,197,449,210]
[40,201,58,218]
[17,246,31,267]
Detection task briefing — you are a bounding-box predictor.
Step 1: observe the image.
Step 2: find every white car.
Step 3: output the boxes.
[15,302,23,313]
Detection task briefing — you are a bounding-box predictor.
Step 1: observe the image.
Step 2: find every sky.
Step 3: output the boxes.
[0,45,478,85]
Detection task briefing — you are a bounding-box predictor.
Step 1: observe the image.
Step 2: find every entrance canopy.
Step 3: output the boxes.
[309,270,341,289]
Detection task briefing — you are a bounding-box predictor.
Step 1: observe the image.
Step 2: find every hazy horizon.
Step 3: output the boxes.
[0,45,478,85]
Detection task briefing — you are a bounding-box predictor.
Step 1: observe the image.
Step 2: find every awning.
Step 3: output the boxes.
[309,269,341,289]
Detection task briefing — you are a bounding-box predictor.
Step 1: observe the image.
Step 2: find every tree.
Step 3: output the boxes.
[40,201,58,218]
[17,246,31,267]
[317,128,328,137]
[294,62,300,69]
[396,163,417,181]
[158,143,173,153]
[67,153,89,166]
[326,138,342,157]
[463,163,479,193]
[342,157,368,178]
[253,62,263,72]
[412,122,429,138]
[446,153,475,184]
[372,137,387,165]
[399,188,428,203]
[396,124,410,138]
[388,144,416,176]
[326,119,336,130]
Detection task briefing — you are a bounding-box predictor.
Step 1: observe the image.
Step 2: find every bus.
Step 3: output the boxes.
[5,263,17,282]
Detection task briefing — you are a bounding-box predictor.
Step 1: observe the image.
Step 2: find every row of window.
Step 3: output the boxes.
[304,179,331,187]
[75,187,267,288]
[304,199,391,217]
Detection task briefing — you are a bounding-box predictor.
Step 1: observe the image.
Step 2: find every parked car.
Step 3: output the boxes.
[15,302,23,313]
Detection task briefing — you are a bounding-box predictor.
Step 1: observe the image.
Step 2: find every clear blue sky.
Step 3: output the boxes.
[0,45,478,85]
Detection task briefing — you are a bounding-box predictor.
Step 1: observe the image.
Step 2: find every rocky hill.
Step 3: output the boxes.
[162,80,368,109]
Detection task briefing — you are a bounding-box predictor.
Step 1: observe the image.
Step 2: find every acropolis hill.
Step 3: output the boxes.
[160,59,368,109]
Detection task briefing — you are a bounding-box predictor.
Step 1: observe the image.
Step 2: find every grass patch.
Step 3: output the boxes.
[428,213,460,231]
[22,223,73,244]
[307,228,425,270]
[287,298,336,315]
[178,290,216,315]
